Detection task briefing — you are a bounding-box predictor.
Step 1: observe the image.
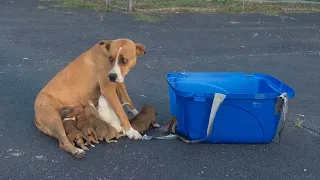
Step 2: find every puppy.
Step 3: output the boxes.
[60,107,90,151]
[163,116,177,134]
[129,104,160,134]
[85,100,124,143]
[97,95,130,134]
[76,111,99,146]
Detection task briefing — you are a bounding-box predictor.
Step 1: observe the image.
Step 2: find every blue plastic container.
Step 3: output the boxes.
[166,72,295,144]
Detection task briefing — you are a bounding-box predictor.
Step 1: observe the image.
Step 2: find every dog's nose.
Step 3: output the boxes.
[108,73,117,82]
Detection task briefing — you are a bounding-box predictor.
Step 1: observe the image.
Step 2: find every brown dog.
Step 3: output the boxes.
[130,104,160,134]
[84,100,123,143]
[34,39,146,158]
[60,107,90,151]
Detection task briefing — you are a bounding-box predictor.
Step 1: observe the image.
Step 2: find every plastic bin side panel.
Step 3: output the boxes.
[243,99,281,142]
[208,99,265,143]
[173,94,282,143]
[176,96,211,140]
[176,96,187,136]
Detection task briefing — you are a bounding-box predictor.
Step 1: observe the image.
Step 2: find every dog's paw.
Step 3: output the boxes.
[72,148,86,159]
[125,127,142,140]
[152,123,161,128]
[82,146,89,151]
[92,139,100,144]
[105,139,118,143]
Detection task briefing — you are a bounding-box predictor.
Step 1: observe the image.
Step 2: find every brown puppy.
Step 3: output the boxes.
[34,39,146,158]
[84,100,123,143]
[60,107,90,151]
[130,104,160,134]
[163,116,177,134]
[76,112,99,146]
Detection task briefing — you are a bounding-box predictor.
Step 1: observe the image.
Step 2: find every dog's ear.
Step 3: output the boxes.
[135,43,146,56]
[98,40,113,51]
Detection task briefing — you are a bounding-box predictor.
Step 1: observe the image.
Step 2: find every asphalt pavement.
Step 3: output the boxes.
[1,0,320,179]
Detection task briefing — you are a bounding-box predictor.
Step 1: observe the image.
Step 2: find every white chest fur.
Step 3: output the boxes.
[97,95,124,133]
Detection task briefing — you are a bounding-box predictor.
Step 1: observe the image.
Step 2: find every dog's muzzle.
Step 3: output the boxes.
[108,73,117,82]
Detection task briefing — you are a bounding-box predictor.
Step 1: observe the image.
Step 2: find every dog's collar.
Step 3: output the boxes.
[63,117,76,121]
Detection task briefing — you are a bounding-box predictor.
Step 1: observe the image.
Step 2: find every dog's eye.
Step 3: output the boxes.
[109,56,114,64]
[120,57,127,64]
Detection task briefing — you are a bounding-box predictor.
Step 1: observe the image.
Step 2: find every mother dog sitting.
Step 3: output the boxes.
[34,38,146,158]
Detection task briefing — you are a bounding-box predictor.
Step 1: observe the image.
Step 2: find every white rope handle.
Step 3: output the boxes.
[278,92,288,141]
[279,93,288,124]
[206,93,226,137]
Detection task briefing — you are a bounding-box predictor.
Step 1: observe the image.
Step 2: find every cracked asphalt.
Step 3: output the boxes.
[1,0,320,179]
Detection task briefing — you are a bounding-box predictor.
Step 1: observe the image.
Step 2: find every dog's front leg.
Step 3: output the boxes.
[116,82,139,116]
[101,83,142,140]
